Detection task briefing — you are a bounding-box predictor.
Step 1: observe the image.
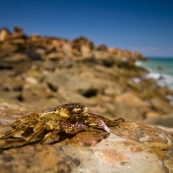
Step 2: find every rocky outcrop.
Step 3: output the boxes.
[0,99,173,173]
[0,26,173,172]
[0,26,173,126]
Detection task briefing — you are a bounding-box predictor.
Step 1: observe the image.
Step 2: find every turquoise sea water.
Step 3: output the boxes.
[136,57,173,90]
[136,57,173,76]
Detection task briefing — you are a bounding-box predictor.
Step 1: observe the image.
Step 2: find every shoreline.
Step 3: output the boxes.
[146,72,173,90]
[0,26,173,121]
[136,60,173,105]
[136,60,173,90]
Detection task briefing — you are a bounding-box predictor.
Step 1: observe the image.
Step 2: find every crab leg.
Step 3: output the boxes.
[98,117,125,127]
[41,122,86,143]
[12,113,40,127]
[40,129,60,144]
[25,126,45,142]
[40,120,61,143]
[0,118,39,138]
[0,125,27,138]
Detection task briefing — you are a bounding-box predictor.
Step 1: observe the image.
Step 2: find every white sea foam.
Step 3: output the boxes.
[135,60,173,90]
[136,59,173,105]
[144,72,173,105]
[146,72,173,90]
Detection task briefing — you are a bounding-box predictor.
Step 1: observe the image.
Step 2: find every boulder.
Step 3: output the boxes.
[150,97,173,114]
[115,92,150,114]
[0,28,11,42]
[0,26,173,128]
[0,99,172,173]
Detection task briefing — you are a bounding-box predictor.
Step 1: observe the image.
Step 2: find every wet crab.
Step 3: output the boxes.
[0,103,124,145]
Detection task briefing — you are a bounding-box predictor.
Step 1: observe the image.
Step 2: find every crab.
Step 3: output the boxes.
[0,103,124,145]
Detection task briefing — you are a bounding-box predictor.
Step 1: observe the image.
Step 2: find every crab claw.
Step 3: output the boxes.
[97,119,110,133]
[62,122,86,134]
[77,123,86,132]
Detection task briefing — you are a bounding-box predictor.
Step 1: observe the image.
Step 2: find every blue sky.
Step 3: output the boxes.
[0,0,173,57]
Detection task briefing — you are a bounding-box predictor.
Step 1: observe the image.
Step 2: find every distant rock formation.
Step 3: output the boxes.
[0,26,172,126]
[0,26,173,172]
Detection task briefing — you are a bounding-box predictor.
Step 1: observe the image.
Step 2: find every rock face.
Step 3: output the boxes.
[0,26,173,126]
[0,26,173,172]
[0,99,173,173]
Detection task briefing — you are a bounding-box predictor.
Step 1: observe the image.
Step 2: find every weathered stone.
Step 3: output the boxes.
[45,52,65,60]
[150,97,173,114]
[145,114,173,128]
[0,26,173,132]
[0,28,11,42]
[115,92,150,114]
[145,111,160,119]
[0,101,173,173]
[71,37,94,54]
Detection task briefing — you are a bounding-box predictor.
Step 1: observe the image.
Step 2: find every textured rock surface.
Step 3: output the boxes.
[0,26,173,172]
[0,26,173,127]
[0,100,173,173]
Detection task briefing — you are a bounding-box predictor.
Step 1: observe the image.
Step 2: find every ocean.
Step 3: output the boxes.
[136,57,173,90]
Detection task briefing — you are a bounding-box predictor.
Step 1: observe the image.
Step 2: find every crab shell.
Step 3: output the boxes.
[40,103,88,119]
